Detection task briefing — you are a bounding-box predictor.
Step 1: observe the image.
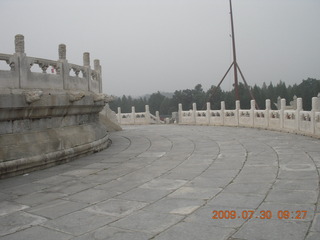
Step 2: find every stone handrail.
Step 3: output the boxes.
[0,53,13,62]
[0,34,112,178]
[0,34,102,93]
[178,97,320,138]
[117,105,163,125]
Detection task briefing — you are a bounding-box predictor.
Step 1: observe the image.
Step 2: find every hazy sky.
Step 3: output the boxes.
[1,0,319,96]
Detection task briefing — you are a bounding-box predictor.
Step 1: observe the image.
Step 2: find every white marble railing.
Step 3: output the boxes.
[178,97,320,138]
[0,35,102,93]
[117,105,163,125]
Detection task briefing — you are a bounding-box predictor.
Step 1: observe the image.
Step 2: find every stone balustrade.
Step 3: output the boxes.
[0,35,102,93]
[117,105,162,125]
[0,35,115,178]
[178,97,320,138]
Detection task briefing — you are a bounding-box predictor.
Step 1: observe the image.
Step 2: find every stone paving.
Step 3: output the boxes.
[0,125,320,240]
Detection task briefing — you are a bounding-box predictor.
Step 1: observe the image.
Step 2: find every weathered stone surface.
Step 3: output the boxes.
[168,186,222,200]
[0,125,319,239]
[26,199,89,219]
[0,226,72,240]
[42,210,117,235]
[71,226,152,240]
[305,232,320,240]
[154,222,235,240]
[0,201,29,216]
[64,188,117,204]
[99,104,122,132]
[143,198,204,215]
[86,198,147,217]
[0,35,117,178]
[24,90,43,103]
[233,219,310,240]
[110,210,184,234]
[68,90,85,102]
[0,211,47,237]
[139,178,187,190]
[117,187,171,202]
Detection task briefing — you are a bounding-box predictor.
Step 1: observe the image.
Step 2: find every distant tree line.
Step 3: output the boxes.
[109,78,320,116]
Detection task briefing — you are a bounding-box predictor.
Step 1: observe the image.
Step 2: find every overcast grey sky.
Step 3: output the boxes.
[1,0,319,96]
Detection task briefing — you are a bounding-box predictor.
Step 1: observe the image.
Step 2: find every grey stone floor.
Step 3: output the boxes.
[0,125,320,240]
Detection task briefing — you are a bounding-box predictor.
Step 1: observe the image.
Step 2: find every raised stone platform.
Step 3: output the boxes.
[0,125,319,239]
[0,35,117,178]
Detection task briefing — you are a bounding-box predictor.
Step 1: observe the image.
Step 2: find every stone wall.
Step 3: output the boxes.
[178,98,320,139]
[0,35,116,178]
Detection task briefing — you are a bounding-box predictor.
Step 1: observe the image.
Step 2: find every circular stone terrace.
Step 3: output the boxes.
[0,125,319,240]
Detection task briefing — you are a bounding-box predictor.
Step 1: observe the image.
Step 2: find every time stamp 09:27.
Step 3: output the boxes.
[212,210,308,220]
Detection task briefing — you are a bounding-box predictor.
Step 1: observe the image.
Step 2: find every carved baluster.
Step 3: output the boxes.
[73,67,80,77]
[39,62,49,73]
[81,67,86,78]
[91,71,97,80]
[15,34,25,53]
[59,44,66,60]
[52,63,60,74]
[6,59,15,71]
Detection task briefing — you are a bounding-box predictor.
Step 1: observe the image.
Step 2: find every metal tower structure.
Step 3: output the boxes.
[210,0,258,108]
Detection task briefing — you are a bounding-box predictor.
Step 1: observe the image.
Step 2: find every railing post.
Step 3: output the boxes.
[58,44,66,60]
[250,99,255,127]
[145,105,151,124]
[14,34,28,89]
[117,107,121,124]
[296,98,302,132]
[221,101,225,125]
[265,99,271,128]
[156,111,160,124]
[192,103,197,124]
[83,52,91,91]
[312,96,320,112]
[178,103,182,124]
[58,44,69,90]
[206,102,211,125]
[235,100,240,126]
[94,59,102,93]
[15,34,25,54]
[131,106,136,124]
[311,97,318,135]
[280,98,286,129]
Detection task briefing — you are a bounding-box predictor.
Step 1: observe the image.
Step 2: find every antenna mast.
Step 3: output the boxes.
[229,0,239,100]
[210,0,258,108]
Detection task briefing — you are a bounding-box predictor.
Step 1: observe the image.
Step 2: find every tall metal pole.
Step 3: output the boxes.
[209,0,258,108]
[229,0,239,100]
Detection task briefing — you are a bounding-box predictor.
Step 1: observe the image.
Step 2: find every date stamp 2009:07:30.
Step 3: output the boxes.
[212,210,308,220]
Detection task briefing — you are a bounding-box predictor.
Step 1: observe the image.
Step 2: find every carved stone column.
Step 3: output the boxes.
[83,52,90,67]
[83,52,91,91]
[221,101,225,125]
[58,44,69,90]
[265,99,271,128]
[59,44,66,60]
[15,34,24,53]
[178,103,182,124]
[280,98,286,129]
[94,59,102,93]
[206,102,211,125]
[296,98,303,132]
[94,59,100,71]
[235,100,240,126]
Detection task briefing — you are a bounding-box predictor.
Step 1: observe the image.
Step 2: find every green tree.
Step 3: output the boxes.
[148,91,165,114]
[275,80,289,102]
[207,85,223,110]
[159,97,172,116]
[295,78,320,110]
[193,84,206,109]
